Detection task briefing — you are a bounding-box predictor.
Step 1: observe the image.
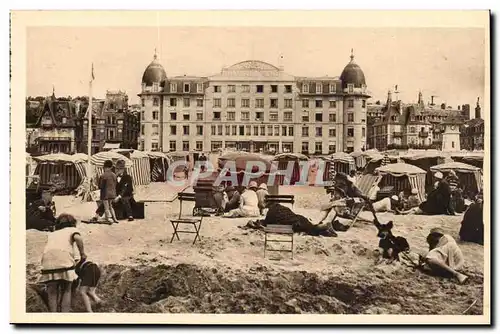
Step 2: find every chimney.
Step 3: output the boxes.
[475,97,481,119]
[418,91,424,107]
[440,103,446,110]
[458,105,460,110]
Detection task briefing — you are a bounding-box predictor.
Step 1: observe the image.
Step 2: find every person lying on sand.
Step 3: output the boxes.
[418,228,468,284]
[372,195,400,213]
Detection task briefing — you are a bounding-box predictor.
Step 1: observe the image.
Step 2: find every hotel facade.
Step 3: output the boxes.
[138,52,370,155]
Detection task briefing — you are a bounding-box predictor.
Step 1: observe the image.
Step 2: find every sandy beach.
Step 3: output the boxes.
[26,183,484,314]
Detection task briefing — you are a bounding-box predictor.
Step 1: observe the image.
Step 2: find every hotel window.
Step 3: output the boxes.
[282,126,287,136]
[302,114,309,122]
[227,98,236,108]
[218,125,223,135]
[170,98,177,107]
[271,85,278,93]
[227,112,236,121]
[302,99,309,108]
[316,83,323,94]
[362,100,366,108]
[302,127,309,137]
[284,99,293,109]
[329,84,336,93]
[170,83,177,92]
[289,127,294,136]
[348,84,354,93]
[170,125,177,135]
[285,85,292,93]
[362,127,366,137]
[141,111,145,121]
[329,113,336,122]
[213,98,221,108]
[329,128,336,137]
[213,112,221,120]
[316,127,322,137]
[302,83,309,93]
[347,128,354,137]
[329,145,336,153]
[315,113,323,122]
[268,126,273,136]
[239,126,245,136]
[348,100,354,108]
[410,127,416,133]
[329,101,337,109]
[141,98,145,107]
[228,85,236,93]
[151,142,159,151]
[214,86,221,93]
[197,83,203,93]
[241,99,250,108]
[211,125,216,135]
[184,83,190,93]
[152,124,159,136]
[246,126,251,136]
[256,112,263,121]
[196,113,203,121]
[269,113,278,122]
[153,111,159,120]
[315,142,322,153]
[232,126,237,135]
[260,126,265,136]
[141,124,145,135]
[182,141,190,151]
[153,98,159,106]
[169,141,176,151]
[348,113,354,122]
[183,98,190,107]
[196,141,203,151]
[255,98,264,108]
[315,100,323,108]
[196,98,203,107]
[241,112,249,121]
[274,126,280,136]
[225,125,230,135]
[183,125,190,135]
[284,112,293,122]
[302,142,309,152]
[196,125,203,136]
[270,99,278,108]
[256,85,264,93]
[242,85,250,93]
[253,126,259,136]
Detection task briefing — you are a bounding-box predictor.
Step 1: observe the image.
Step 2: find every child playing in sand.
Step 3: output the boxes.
[39,213,86,312]
[75,258,103,312]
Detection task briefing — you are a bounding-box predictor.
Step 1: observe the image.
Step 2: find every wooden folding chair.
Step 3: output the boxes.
[263,224,294,259]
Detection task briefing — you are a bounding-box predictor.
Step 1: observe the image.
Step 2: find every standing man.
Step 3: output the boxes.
[113,159,135,221]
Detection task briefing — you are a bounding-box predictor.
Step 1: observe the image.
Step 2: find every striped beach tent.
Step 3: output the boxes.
[108,149,151,186]
[32,153,87,192]
[328,152,356,174]
[90,151,133,185]
[430,161,482,195]
[146,151,171,182]
[376,163,427,202]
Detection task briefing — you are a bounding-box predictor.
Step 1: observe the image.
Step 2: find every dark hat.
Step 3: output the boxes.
[116,159,126,169]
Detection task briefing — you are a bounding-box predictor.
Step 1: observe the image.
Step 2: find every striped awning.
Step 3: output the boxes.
[90,151,133,168]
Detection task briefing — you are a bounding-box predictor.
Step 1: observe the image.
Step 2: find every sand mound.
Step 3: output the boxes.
[26,262,483,314]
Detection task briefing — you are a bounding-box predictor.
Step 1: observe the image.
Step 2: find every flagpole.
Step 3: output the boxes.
[86,63,94,200]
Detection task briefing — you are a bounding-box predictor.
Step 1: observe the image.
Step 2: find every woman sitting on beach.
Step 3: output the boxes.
[418,228,468,284]
[223,182,260,218]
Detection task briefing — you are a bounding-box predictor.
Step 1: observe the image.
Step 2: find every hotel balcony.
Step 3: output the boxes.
[392,131,403,137]
[419,131,429,137]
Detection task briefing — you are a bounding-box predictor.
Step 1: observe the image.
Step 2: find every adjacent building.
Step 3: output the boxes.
[138,51,370,154]
[368,91,469,151]
[460,98,485,150]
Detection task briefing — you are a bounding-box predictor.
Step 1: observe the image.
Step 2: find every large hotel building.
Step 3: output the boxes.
[138,51,370,155]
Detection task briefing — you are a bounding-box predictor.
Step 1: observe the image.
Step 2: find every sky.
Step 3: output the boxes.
[26,26,486,113]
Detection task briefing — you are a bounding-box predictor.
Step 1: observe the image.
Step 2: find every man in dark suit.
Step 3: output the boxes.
[113,159,135,221]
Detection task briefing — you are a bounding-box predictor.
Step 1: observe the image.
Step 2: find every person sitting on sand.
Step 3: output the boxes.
[407,188,421,209]
[418,227,468,284]
[372,195,400,213]
[224,186,241,212]
[255,183,269,215]
[26,187,57,231]
[224,182,260,218]
[347,169,358,185]
[459,192,484,245]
